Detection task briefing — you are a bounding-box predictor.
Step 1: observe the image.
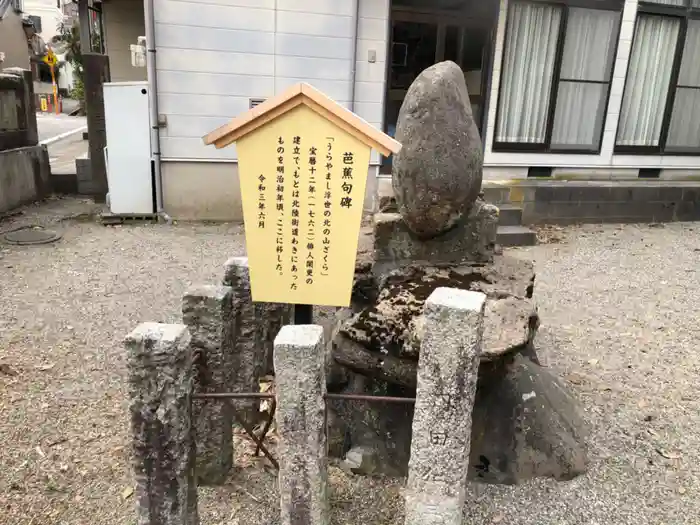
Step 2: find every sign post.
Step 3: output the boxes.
[203,83,401,318]
[43,49,59,115]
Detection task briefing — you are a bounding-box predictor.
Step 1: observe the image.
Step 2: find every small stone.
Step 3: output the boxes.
[341,446,379,475]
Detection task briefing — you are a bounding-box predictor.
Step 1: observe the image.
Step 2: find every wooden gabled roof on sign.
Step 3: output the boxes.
[202,83,402,157]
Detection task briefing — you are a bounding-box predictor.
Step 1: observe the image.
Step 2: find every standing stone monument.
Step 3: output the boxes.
[326,61,588,484]
[125,323,199,525]
[274,325,329,525]
[392,61,483,239]
[182,284,234,485]
[405,288,485,525]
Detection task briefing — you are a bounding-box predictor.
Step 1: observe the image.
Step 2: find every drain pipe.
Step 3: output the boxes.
[349,0,360,111]
[143,0,166,219]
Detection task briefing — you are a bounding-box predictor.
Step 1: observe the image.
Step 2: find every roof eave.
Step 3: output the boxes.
[202,82,402,157]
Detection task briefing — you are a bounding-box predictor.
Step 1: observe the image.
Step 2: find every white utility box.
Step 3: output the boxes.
[104,81,154,215]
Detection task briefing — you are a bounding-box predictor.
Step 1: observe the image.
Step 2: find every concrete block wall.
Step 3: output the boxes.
[0,145,51,214]
[484,181,700,225]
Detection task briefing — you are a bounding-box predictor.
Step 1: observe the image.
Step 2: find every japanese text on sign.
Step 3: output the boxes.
[237,104,370,307]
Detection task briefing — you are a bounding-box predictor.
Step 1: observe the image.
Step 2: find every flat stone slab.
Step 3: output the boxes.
[482,295,539,359]
[337,256,538,377]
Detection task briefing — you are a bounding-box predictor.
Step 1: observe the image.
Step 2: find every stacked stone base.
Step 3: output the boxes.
[326,199,588,485]
[372,198,499,277]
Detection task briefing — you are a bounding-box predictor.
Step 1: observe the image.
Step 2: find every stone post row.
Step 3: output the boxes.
[274,325,329,525]
[182,284,235,485]
[404,288,486,525]
[125,322,199,525]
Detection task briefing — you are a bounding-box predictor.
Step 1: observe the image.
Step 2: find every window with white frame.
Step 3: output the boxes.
[494,0,623,153]
[616,0,700,153]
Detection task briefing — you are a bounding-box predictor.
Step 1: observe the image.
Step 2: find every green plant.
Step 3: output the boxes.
[70,73,84,108]
[52,22,83,77]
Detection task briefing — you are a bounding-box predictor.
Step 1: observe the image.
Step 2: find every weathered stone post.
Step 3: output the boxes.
[125,322,199,525]
[223,256,293,376]
[223,257,263,423]
[182,285,234,485]
[274,325,329,525]
[404,288,486,525]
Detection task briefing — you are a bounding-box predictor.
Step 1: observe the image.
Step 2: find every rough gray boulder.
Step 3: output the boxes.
[326,349,589,484]
[392,60,483,239]
[469,351,589,484]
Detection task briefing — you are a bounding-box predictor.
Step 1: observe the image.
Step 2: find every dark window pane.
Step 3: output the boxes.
[444,26,460,64]
[390,21,438,90]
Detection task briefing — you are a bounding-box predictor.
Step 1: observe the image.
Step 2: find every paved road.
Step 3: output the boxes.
[36,113,87,143]
[48,134,87,175]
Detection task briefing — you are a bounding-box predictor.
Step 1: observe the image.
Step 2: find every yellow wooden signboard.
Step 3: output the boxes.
[203,83,401,307]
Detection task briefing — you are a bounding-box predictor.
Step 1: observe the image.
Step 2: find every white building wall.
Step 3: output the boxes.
[23,0,64,42]
[155,0,389,220]
[155,0,389,162]
[483,0,700,178]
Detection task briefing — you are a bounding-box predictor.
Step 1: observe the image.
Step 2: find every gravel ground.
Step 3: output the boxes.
[1,197,699,525]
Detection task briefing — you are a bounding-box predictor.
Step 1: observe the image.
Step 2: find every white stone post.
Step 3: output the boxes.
[274,325,329,525]
[404,288,486,525]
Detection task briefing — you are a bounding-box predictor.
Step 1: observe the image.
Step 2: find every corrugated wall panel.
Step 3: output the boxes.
[155,0,389,161]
